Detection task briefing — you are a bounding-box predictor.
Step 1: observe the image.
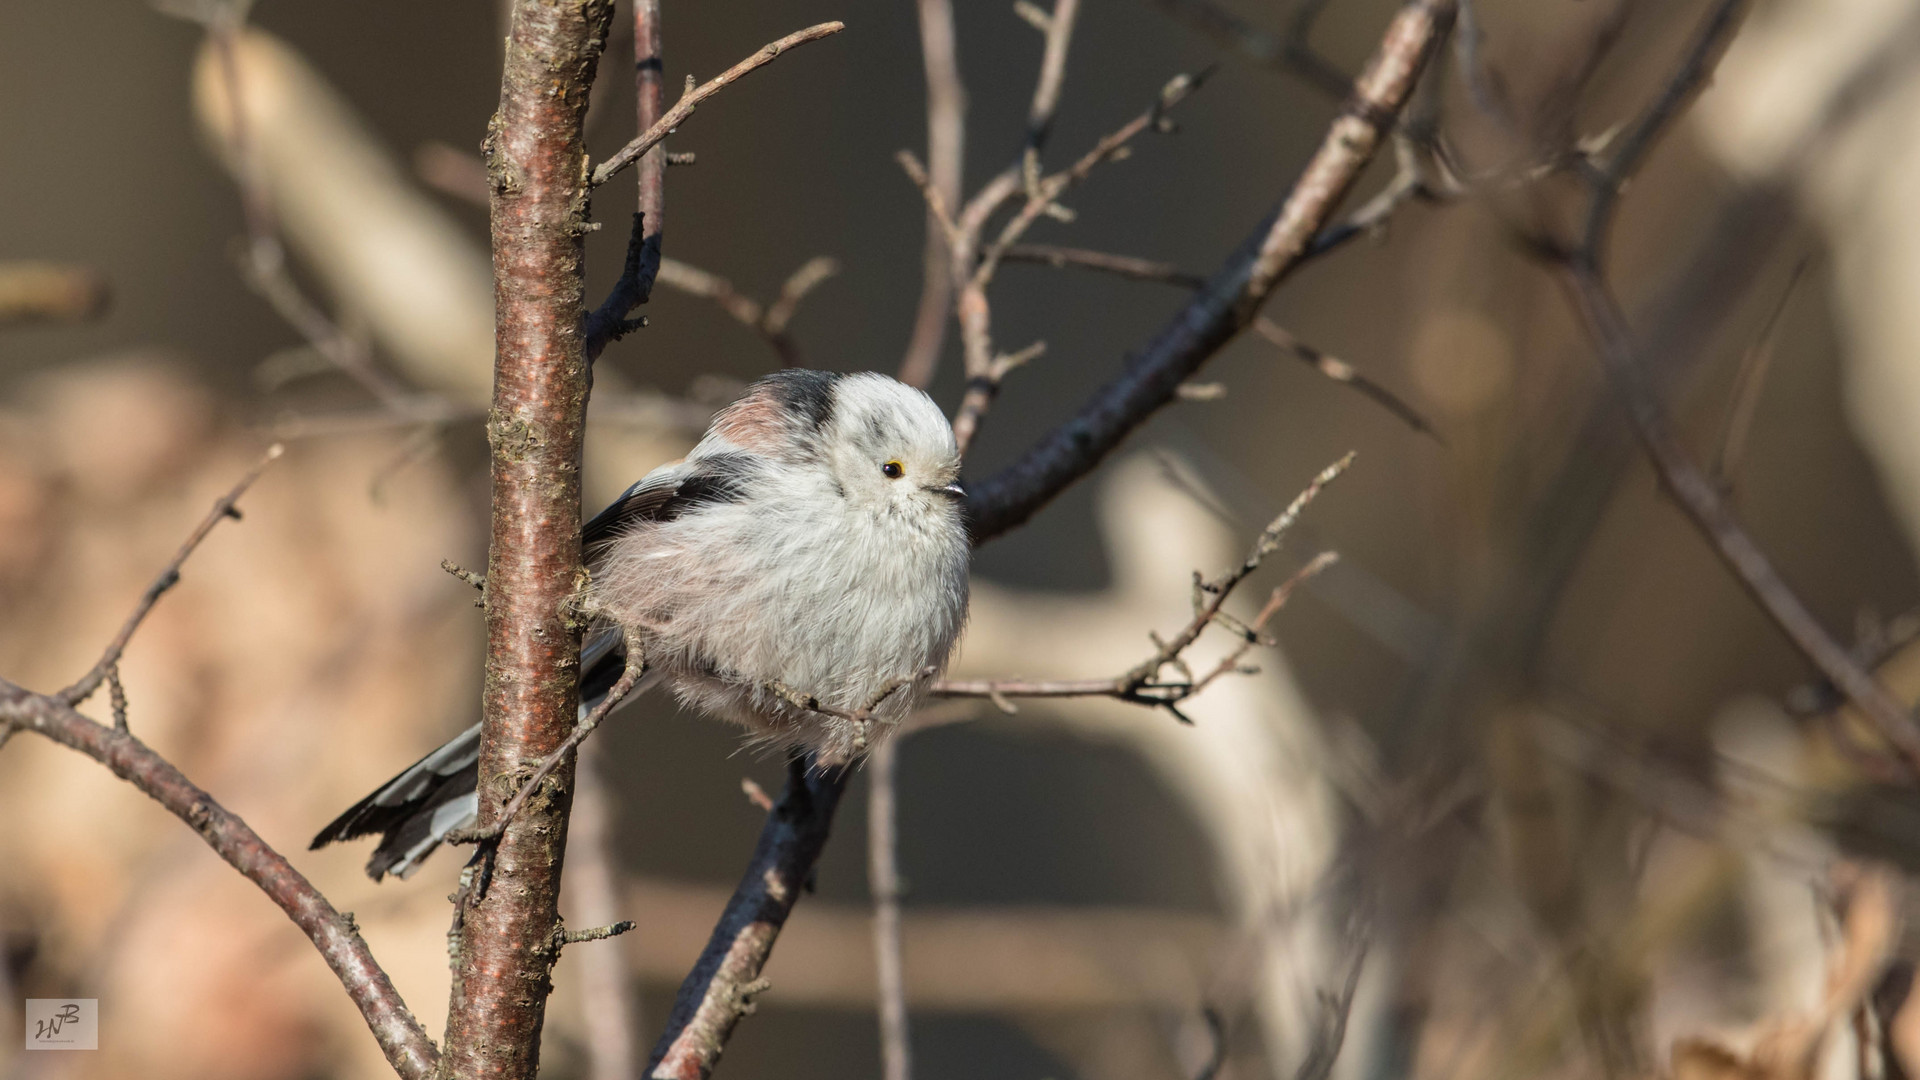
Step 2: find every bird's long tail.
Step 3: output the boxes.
[310,639,640,880]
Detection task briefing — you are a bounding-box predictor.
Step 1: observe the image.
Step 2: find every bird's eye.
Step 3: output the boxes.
[882,460,905,480]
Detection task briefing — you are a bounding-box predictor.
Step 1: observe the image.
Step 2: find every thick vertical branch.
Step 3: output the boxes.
[443,1,614,1077]
[897,0,966,388]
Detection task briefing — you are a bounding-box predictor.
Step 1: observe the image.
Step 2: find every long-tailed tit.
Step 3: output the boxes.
[311,370,970,880]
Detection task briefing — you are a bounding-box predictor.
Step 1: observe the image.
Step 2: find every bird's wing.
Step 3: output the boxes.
[581,460,695,563]
[580,452,761,564]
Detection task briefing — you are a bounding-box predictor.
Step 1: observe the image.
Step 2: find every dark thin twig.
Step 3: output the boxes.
[585,22,845,362]
[1251,318,1440,439]
[997,242,1438,437]
[950,70,1210,453]
[1538,0,1920,770]
[654,256,839,367]
[206,18,416,409]
[647,758,850,1080]
[59,444,284,707]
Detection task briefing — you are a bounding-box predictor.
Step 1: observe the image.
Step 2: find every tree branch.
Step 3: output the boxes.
[590,22,846,188]
[1558,266,1920,771]
[963,0,1456,542]
[995,244,1439,437]
[646,758,851,1080]
[645,5,1454,1072]
[1145,0,1351,100]
[0,685,439,1078]
[1,449,431,1077]
[1533,0,1920,772]
[896,0,966,389]
[59,444,284,708]
[441,1,614,1075]
[937,456,1347,719]
[584,22,845,362]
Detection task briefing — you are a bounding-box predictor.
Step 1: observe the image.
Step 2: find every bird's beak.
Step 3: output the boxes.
[933,480,966,499]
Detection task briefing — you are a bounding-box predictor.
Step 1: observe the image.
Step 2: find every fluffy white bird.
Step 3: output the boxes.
[312,370,971,879]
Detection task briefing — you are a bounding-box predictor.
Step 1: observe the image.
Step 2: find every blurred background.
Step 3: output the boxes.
[6,0,1920,1078]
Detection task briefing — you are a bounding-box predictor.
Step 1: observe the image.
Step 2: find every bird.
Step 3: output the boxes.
[310,370,971,880]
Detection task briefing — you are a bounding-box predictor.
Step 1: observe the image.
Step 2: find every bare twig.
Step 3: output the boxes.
[106,665,128,732]
[1712,254,1810,487]
[1532,0,1920,772]
[0,685,439,1078]
[59,444,284,708]
[1579,0,1751,260]
[206,20,417,409]
[1021,0,1082,187]
[964,0,1455,541]
[654,255,839,366]
[1560,268,1920,771]
[995,246,1437,437]
[1001,243,1207,287]
[952,70,1209,452]
[897,0,967,389]
[941,459,1349,718]
[869,736,912,1080]
[585,22,844,362]
[0,262,109,326]
[591,22,846,187]
[1252,318,1439,439]
[449,646,647,846]
[647,758,851,1080]
[413,128,830,367]
[0,459,435,1078]
[634,0,666,308]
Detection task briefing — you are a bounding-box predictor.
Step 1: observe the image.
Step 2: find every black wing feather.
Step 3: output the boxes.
[581,453,758,563]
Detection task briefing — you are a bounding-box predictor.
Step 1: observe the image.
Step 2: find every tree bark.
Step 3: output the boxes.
[442,1,615,1076]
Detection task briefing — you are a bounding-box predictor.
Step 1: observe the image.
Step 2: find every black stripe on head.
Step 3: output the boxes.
[758,369,840,431]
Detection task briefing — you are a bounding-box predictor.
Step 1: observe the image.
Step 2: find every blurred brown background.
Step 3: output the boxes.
[6,0,1920,1078]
